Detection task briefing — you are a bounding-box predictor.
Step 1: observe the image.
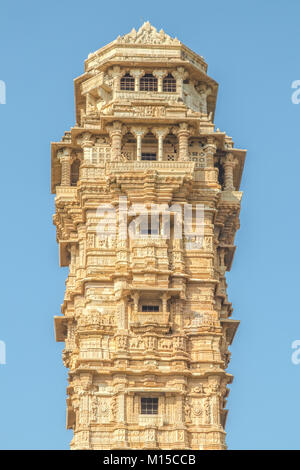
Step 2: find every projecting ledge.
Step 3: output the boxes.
[220,319,240,344]
[54,316,68,342]
[59,241,71,267]
[55,186,78,200]
[126,387,179,394]
[106,161,195,175]
[220,190,243,204]
[130,287,181,295]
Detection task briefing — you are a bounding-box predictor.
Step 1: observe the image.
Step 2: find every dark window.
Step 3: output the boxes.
[141,397,158,415]
[120,73,135,91]
[141,153,156,161]
[140,74,158,92]
[215,160,224,188]
[163,74,176,92]
[71,159,80,186]
[142,305,159,312]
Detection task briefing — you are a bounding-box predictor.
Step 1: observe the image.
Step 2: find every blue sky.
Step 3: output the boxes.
[0,0,299,449]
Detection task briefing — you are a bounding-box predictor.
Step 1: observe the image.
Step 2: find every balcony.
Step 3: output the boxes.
[138,415,164,427]
[106,160,194,175]
[55,186,77,202]
[131,311,169,326]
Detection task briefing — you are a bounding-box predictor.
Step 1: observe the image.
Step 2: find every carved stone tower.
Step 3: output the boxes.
[52,22,246,450]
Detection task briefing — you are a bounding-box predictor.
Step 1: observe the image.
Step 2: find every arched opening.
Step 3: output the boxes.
[215,159,224,188]
[141,132,157,160]
[71,159,80,186]
[120,73,135,91]
[140,73,158,92]
[163,74,176,92]
[164,133,178,161]
[121,132,135,161]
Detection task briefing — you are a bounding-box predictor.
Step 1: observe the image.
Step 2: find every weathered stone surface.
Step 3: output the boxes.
[51,22,246,450]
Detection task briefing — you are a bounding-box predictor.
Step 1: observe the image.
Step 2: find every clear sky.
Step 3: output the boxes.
[0,0,299,450]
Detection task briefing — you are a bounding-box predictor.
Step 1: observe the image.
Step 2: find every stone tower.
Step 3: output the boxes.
[52,22,246,450]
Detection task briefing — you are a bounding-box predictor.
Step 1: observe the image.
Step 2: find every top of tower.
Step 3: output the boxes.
[84,22,208,74]
[114,21,181,46]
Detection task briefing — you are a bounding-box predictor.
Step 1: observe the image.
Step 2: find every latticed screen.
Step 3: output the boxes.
[163,74,176,92]
[120,73,135,91]
[140,74,158,91]
[141,397,158,414]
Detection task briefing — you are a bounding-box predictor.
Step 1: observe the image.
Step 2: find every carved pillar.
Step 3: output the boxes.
[119,394,126,423]
[219,247,226,269]
[173,67,187,99]
[195,83,212,114]
[152,127,169,161]
[117,298,128,330]
[162,292,168,313]
[204,136,217,168]
[107,121,123,161]
[130,69,144,92]
[174,123,190,161]
[86,92,96,113]
[221,152,238,191]
[109,66,122,96]
[58,148,72,186]
[131,127,147,160]
[80,132,95,162]
[153,69,167,92]
[70,244,77,275]
[132,292,139,315]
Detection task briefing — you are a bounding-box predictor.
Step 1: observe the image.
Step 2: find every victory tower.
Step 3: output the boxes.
[52,22,246,450]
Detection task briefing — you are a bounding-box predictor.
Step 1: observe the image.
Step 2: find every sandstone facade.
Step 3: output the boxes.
[51,22,246,450]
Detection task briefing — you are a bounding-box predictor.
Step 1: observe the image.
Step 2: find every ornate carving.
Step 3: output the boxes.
[116,22,180,45]
[52,20,246,451]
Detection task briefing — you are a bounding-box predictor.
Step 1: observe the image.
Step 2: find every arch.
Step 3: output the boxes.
[163,74,176,92]
[140,73,158,92]
[120,73,135,91]
[71,159,80,186]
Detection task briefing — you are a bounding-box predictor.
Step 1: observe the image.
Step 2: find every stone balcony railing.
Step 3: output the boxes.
[106,161,194,174]
[138,415,164,427]
[79,161,195,181]
[55,186,77,200]
[131,311,169,325]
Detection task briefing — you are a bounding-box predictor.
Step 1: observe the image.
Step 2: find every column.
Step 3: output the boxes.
[131,127,147,160]
[70,244,77,275]
[152,127,169,161]
[204,135,217,167]
[132,292,139,314]
[107,121,123,161]
[221,152,238,191]
[172,67,187,99]
[219,247,225,268]
[130,69,144,92]
[153,70,167,92]
[195,83,212,114]
[109,65,122,96]
[174,123,190,161]
[58,148,72,186]
[162,292,168,314]
[80,132,95,163]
